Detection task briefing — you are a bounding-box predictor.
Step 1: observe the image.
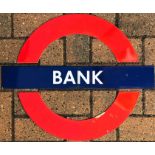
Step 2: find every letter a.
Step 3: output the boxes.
[63,71,76,84]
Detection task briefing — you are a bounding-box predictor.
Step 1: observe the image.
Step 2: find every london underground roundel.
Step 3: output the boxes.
[3,14,152,141]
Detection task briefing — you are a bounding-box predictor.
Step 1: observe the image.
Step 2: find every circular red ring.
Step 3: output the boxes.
[17,14,140,141]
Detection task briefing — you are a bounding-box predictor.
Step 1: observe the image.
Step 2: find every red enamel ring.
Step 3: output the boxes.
[17,14,140,141]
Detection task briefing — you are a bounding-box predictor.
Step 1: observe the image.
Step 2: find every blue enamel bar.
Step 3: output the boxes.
[1,66,154,89]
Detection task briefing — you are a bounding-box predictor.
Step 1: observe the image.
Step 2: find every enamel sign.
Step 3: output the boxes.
[1,14,154,141]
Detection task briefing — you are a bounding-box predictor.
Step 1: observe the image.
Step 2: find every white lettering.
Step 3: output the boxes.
[63,71,76,84]
[77,71,90,84]
[92,71,103,84]
[52,70,103,85]
[53,70,62,84]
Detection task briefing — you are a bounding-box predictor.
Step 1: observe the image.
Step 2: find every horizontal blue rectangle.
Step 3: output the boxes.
[1,66,154,89]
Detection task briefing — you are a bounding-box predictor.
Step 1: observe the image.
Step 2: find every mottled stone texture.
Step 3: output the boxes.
[41,91,90,115]
[13,14,62,37]
[145,39,155,65]
[0,14,11,37]
[93,13,115,24]
[119,14,155,36]
[145,90,155,115]
[0,92,12,141]
[92,130,117,142]
[15,118,63,141]
[0,39,24,63]
[66,34,90,63]
[120,117,155,141]
[40,40,64,65]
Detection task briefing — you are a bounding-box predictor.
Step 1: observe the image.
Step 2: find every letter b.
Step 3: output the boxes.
[53,71,62,84]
